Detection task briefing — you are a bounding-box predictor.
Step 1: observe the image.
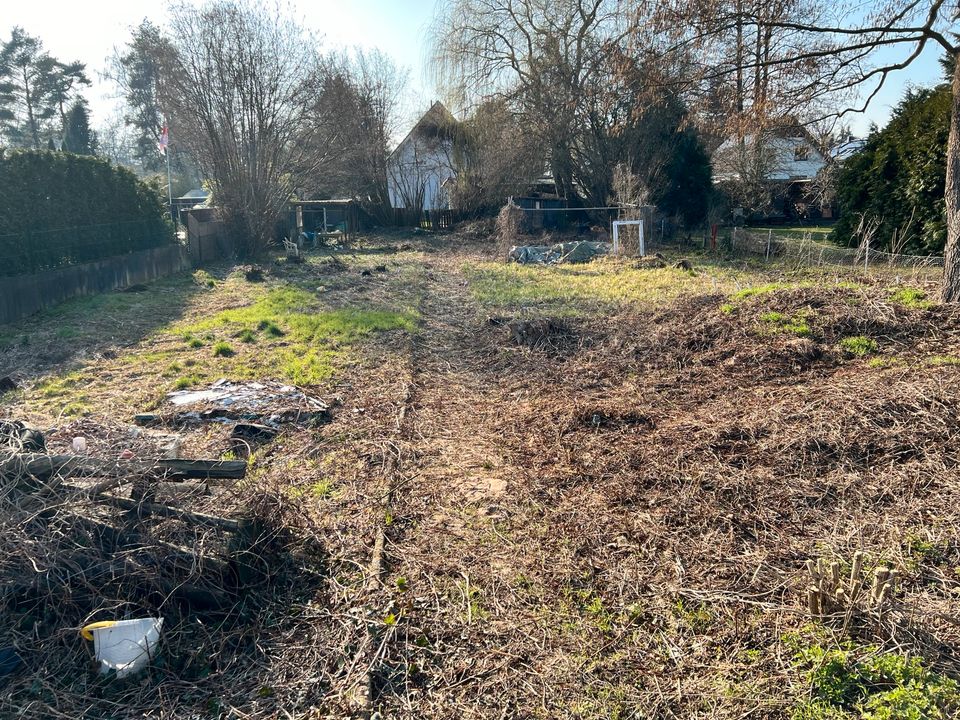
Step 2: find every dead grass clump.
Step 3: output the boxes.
[505,317,574,351]
[495,200,527,257]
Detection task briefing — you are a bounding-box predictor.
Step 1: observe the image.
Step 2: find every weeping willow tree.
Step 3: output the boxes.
[430,0,712,222]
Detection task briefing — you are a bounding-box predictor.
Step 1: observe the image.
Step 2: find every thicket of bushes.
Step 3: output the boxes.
[0,150,173,276]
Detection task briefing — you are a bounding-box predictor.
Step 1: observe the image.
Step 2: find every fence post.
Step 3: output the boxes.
[765,229,772,261]
[864,236,869,272]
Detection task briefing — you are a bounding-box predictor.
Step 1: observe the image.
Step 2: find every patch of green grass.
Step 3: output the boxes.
[179,287,416,385]
[186,336,204,349]
[309,479,335,499]
[868,356,904,369]
[235,328,257,344]
[193,269,217,288]
[839,336,878,357]
[61,401,90,417]
[890,287,933,310]
[731,282,792,302]
[36,371,87,398]
[463,260,744,315]
[720,303,735,314]
[926,355,960,367]
[673,598,713,633]
[172,374,201,390]
[791,642,960,719]
[212,341,235,357]
[759,310,812,337]
[257,319,284,337]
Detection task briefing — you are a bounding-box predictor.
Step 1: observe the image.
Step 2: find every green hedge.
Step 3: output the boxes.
[0,150,174,276]
[833,85,949,254]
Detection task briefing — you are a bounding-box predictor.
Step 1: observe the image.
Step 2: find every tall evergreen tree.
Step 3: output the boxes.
[109,20,165,171]
[0,28,57,148]
[833,61,951,255]
[0,28,89,149]
[62,99,97,155]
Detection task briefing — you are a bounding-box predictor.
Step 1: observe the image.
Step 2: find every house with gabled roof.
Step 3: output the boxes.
[387,101,458,211]
[712,124,831,219]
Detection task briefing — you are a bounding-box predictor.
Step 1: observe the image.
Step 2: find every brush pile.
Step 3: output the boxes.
[0,418,323,716]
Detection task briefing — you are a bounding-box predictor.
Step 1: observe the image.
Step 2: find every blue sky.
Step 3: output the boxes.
[1,0,948,138]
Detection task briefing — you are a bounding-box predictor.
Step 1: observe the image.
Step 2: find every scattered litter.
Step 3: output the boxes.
[165,379,330,427]
[71,437,87,454]
[133,414,160,427]
[508,240,611,265]
[81,618,164,678]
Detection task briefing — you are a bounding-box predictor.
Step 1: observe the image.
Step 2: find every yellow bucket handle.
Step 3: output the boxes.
[81,621,117,641]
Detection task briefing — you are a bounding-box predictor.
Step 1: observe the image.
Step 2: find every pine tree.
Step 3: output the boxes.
[0,28,89,149]
[62,99,97,155]
[109,20,166,171]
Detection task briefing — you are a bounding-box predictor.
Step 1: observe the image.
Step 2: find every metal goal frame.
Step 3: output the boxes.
[612,220,645,256]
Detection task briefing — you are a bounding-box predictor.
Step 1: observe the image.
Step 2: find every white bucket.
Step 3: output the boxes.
[81,618,163,677]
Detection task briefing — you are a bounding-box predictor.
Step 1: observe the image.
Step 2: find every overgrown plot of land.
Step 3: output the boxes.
[1,239,959,719]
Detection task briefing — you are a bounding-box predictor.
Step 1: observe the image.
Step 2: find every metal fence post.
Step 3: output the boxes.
[765,229,772,261]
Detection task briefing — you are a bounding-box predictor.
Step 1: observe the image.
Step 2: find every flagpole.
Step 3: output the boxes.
[166,138,173,224]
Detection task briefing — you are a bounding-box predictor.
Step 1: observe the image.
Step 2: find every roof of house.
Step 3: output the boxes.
[388,101,457,160]
[713,126,829,183]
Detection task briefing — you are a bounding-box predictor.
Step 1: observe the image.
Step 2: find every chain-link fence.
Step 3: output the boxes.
[640,224,943,277]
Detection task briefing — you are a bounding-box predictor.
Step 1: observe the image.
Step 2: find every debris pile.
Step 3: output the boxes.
[0,414,318,705]
[136,379,331,428]
[508,240,611,265]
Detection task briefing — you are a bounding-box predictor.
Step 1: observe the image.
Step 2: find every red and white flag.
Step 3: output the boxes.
[157,125,169,154]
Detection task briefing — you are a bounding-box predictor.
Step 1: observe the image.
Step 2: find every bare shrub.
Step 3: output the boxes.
[495,200,526,257]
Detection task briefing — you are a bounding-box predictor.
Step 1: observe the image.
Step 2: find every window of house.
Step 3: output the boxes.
[794,145,810,162]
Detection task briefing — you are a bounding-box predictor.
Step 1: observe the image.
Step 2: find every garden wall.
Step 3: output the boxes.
[0,244,190,325]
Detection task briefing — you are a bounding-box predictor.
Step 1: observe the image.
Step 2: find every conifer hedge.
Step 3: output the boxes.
[0,150,174,276]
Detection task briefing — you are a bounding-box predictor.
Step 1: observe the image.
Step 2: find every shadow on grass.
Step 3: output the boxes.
[0,267,214,384]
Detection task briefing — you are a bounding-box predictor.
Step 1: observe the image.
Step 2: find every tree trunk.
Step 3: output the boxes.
[943,51,960,302]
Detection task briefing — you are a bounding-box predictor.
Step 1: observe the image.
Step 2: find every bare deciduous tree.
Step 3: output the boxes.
[431,0,636,202]
[449,98,542,213]
[307,49,408,221]
[154,1,328,256]
[655,0,960,298]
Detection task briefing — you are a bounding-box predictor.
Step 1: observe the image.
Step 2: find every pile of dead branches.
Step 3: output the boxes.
[0,419,325,717]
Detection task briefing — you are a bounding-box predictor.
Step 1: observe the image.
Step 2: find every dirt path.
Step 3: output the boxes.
[356,252,624,718]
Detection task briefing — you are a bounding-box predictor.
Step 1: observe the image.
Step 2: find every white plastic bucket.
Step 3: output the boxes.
[81,618,163,677]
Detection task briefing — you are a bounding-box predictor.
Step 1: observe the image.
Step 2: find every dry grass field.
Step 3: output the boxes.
[1,232,958,719]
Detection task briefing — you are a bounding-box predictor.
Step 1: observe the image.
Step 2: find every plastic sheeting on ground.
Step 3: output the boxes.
[508,240,611,265]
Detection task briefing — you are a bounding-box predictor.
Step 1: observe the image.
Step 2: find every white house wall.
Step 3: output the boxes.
[713,134,827,183]
[387,136,456,211]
